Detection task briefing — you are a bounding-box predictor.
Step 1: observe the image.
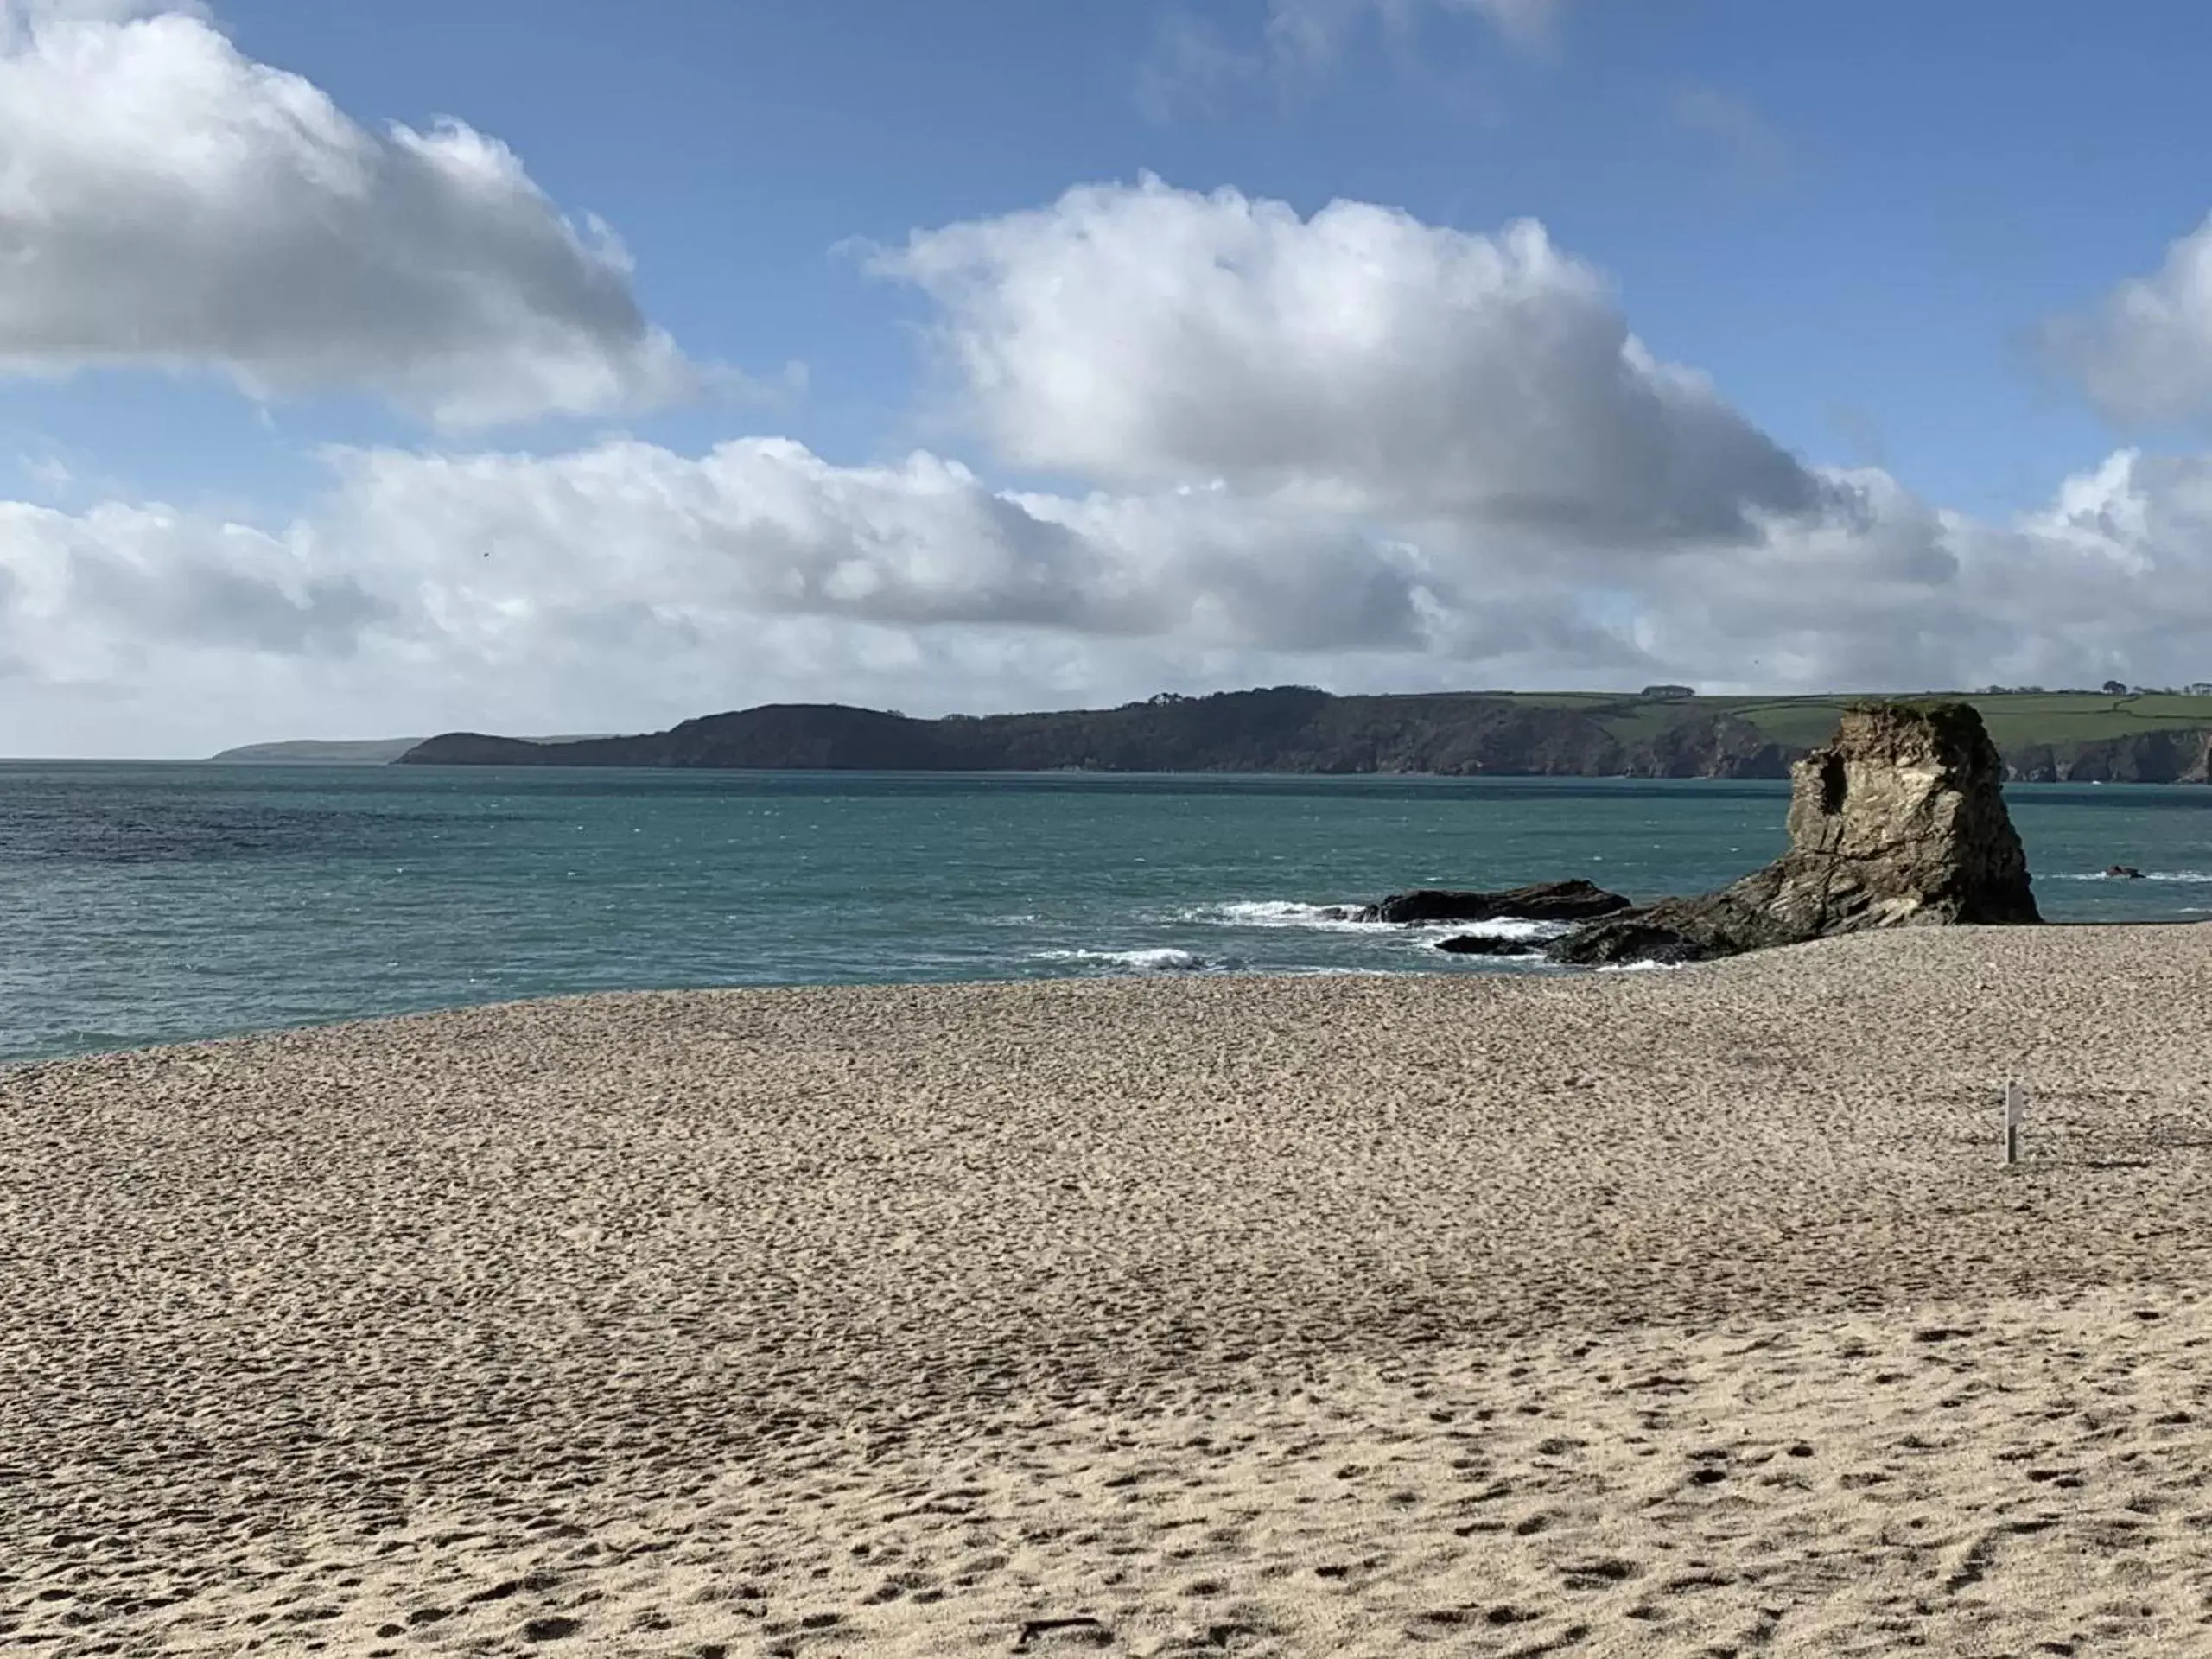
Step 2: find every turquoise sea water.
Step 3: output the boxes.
[3,762,2208,1063]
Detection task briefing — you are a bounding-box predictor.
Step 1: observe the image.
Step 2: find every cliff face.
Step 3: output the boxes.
[1621,713,1795,779]
[394,689,2212,783]
[2005,728,2212,785]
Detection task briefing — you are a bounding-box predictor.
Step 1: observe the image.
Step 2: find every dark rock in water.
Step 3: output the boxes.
[2107,864,2145,880]
[1546,920,1708,967]
[1433,933,1545,957]
[1356,880,1632,926]
[1549,702,2040,967]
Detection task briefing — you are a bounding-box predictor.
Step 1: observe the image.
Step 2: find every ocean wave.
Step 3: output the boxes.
[1187,899,1364,930]
[2049,870,2212,883]
[1032,946,1214,973]
[1185,899,1572,942]
[1449,917,1575,942]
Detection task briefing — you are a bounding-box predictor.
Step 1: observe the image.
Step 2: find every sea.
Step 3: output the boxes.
[3,763,2208,1064]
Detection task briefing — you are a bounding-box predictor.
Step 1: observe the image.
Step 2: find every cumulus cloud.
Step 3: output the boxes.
[325,439,1437,652]
[0,0,694,424]
[2039,214,2212,428]
[13,171,2212,754]
[0,497,387,695]
[878,178,1817,540]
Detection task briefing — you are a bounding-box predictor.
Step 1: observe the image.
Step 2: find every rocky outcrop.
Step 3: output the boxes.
[1356,880,1632,926]
[1549,702,2039,966]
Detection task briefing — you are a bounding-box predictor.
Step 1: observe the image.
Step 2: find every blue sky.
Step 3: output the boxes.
[163,0,2202,512]
[6,0,2212,753]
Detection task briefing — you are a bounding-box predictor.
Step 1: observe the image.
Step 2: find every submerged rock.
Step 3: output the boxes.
[1549,702,2040,967]
[1356,880,1632,926]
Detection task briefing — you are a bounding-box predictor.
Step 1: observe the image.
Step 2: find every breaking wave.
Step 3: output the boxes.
[1031,947,1215,974]
[2049,869,2212,882]
[1186,899,1367,930]
[1182,899,1573,943]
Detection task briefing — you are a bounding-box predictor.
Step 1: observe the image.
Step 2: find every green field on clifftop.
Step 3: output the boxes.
[1494,690,2212,752]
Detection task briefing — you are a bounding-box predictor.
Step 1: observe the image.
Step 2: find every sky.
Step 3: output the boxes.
[9,1,2212,755]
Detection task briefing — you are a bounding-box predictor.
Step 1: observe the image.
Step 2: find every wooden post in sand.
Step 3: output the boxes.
[2003,1082,2027,1166]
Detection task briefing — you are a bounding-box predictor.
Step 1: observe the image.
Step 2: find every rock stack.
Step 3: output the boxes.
[1549,701,2040,966]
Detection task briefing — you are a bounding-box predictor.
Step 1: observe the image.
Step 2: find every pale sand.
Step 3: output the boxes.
[6,926,2212,1656]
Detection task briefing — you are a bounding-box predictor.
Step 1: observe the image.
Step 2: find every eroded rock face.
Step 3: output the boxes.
[1550,702,2039,966]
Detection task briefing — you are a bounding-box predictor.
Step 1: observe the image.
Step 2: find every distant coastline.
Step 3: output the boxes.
[209,737,429,766]
[381,686,2212,785]
[210,734,617,765]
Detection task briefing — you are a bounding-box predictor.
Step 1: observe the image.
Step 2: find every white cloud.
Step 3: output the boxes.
[0,497,387,699]
[326,438,1436,651]
[877,177,1816,539]
[12,175,2212,754]
[2039,214,2212,428]
[0,0,695,425]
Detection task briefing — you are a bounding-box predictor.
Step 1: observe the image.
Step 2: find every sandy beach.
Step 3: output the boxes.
[6,924,2212,1656]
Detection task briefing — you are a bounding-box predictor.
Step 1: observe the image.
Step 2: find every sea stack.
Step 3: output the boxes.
[1552,701,2040,966]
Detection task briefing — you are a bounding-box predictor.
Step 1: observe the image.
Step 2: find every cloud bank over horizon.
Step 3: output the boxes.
[2,2,2211,755]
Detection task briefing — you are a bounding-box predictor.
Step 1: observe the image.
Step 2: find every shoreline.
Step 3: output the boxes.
[7,923,2212,1654]
[6,913,2208,1074]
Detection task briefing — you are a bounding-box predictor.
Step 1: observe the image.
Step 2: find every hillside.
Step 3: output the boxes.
[396,688,2212,783]
[212,738,426,765]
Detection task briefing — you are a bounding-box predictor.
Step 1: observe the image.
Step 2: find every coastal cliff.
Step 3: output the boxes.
[396,686,2212,782]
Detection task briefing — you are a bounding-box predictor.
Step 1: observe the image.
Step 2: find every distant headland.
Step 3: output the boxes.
[211,734,615,765]
[378,685,2212,784]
